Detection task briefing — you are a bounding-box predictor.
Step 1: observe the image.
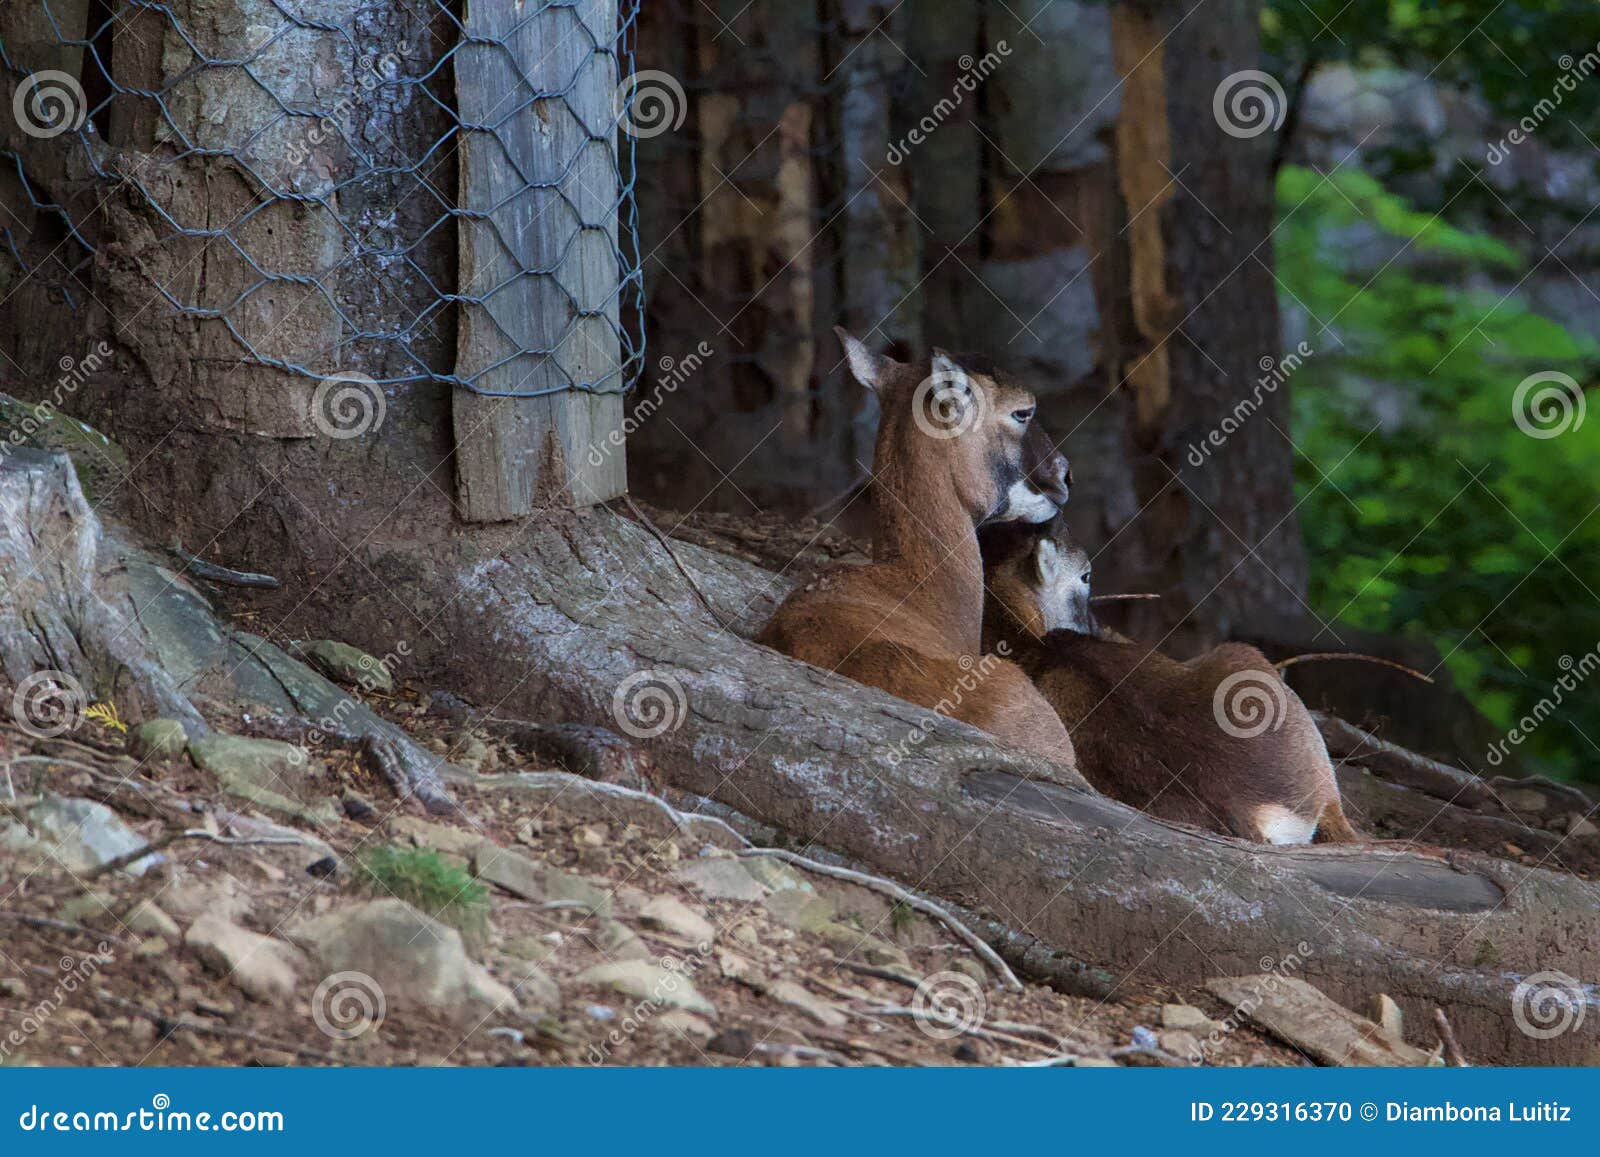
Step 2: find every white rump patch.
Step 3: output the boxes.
[1253,804,1317,846]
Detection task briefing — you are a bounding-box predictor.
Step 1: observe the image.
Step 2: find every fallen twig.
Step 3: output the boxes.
[618,496,732,632]
[0,909,129,944]
[167,545,281,590]
[1276,652,1434,684]
[1433,1007,1470,1067]
[1089,593,1161,604]
[735,847,1022,991]
[83,828,309,880]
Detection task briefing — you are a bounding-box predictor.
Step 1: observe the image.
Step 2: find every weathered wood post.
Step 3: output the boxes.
[452,0,627,519]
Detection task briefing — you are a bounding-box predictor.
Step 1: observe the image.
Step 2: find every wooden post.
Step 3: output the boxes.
[453,0,626,520]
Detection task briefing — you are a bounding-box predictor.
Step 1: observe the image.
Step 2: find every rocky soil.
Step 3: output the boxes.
[0,687,1304,1068]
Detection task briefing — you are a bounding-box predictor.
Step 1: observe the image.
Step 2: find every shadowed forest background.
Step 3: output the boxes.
[620,0,1600,783]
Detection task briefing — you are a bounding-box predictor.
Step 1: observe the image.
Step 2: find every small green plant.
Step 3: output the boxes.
[888,901,916,937]
[354,845,489,940]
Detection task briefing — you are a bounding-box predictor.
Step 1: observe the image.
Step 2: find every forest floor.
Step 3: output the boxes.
[0,689,1304,1069]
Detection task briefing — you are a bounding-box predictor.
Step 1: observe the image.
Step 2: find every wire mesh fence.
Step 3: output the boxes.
[0,0,645,402]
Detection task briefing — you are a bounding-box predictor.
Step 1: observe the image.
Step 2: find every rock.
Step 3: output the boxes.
[655,1010,715,1041]
[1161,1003,1218,1032]
[292,899,516,1024]
[815,922,909,967]
[1158,1029,1203,1062]
[392,815,485,859]
[134,937,168,958]
[129,718,189,760]
[56,890,116,926]
[766,979,846,1028]
[763,888,835,933]
[306,856,338,879]
[0,978,28,998]
[0,393,129,503]
[740,856,807,893]
[639,896,716,946]
[28,796,161,876]
[1567,815,1599,838]
[677,857,768,902]
[184,913,304,1003]
[504,963,560,1012]
[1499,788,1548,813]
[707,1027,756,1059]
[593,919,652,962]
[472,845,611,915]
[576,961,716,1016]
[123,899,181,941]
[293,640,394,692]
[188,735,339,828]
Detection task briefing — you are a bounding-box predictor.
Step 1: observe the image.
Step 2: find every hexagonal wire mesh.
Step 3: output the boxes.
[0,0,645,400]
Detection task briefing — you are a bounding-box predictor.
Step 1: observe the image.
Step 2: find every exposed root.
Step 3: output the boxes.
[1277,652,1434,684]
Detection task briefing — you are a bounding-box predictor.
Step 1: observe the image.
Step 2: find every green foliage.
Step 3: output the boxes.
[354,845,490,939]
[1276,164,1600,780]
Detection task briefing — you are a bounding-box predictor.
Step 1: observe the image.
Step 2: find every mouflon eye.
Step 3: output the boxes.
[1011,406,1035,425]
[1082,570,1092,585]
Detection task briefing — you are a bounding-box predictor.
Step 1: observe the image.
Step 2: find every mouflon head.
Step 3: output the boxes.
[981,517,1098,639]
[835,327,1052,525]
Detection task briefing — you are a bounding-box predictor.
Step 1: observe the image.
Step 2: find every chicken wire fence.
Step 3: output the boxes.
[0,0,646,400]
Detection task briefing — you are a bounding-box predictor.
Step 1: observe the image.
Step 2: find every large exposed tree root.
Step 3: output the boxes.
[4,449,1597,1064]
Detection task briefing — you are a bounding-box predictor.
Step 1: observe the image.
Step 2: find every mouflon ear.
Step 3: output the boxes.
[835,327,892,392]
[1032,537,1062,586]
[928,349,973,396]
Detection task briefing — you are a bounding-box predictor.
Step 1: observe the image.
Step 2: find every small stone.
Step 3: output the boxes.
[343,794,376,822]
[1074,1056,1121,1067]
[188,735,339,828]
[393,815,485,858]
[294,640,394,693]
[577,961,716,1016]
[472,845,611,914]
[594,919,651,962]
[655,1010,714,1041]
[952,1039,984,1063]
[505,964,560,1012]
[1499,788,1547,813]
[707,1027,755,1059]
[28,796,161,876]
[1567,815,1599,838]
[766,979,846,1027]
[124,899,181,940]
[0,978,28,998]
[134,936,168,958]
[306,856,338,879]
[676,858,767,902]
[1159,1029,1203,1062]
[573,824,607,848]
[1161,1003,1218,1032]
[129,718,188,760]
[291,899,516,1024]
[56,890,117,926]
[185,913,304,1003]
[950,957,990,985]
[639,896,716,946]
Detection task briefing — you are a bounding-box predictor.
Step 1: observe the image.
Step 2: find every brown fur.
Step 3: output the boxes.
[981,522,1356,844]
[756,333,1075,765]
